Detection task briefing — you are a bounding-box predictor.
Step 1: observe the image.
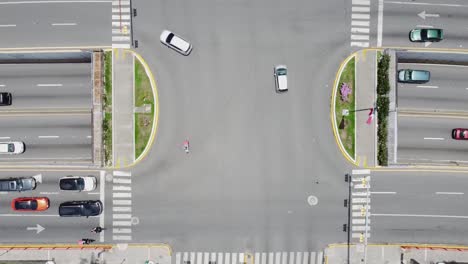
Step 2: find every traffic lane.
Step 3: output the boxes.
[382,1,468,48]
[0,63,92,109]
[397,115,468,163]
[0,2,111,48]
[397,63,468,111]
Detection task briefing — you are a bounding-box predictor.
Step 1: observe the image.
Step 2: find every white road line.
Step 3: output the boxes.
[351,20,370,27]
[281,252,287,264]
[0,24,16,27]
[112,36,131,42]
[112,0,129,5]
[370,191,396,194]
[37,84,62,87]
[0,85,5,87]
[268,253,274,264]
[377,0,384,46]
[113,171,131,177]
[39,192,59,195]
[226,253,232,264]
[113,220,132,226]
[352,233,370,238]
[351,27,370,34]
[351,13,370,20]
[416,25,434,28]
[385,1,468,8]
[239,253,245,263]
[275,252,281,264]
[112,43,131,48]
[87,192,99,195]
[302,252,309,264]
[288,252,294,264]
[99,170,105,242]
[112,228,131,233]
[112,15,131,20]
[204,253,209,264]
[353,198,371,204]
[112,7,130,13]
[373,213,468,219]
[218,253,223,264]
[255,253,260,264]
[0,137,11,139]
[113,186,131,191]
[351,34,370,40]
[197,253,203,264]
[352,0,370,5]
[113,207,131,212]
[87,135,92,138]
[210,253,216,262]
[352,205,371,210]
[113,192,131,198]
[354,184,370,189]
[423,137,444,140]
[262,253,267,264]
[352,218,369,224]
[113,178,131,184]
[351,42,370,47]
[352,169,370,175]
[352,192,369,196]
[352,6,370,12]
[113,235,131,240]
[0,0,110,4]
[112,21,130,26]
[51,23,77,26]
[190,252,195,264]
[38,136,59,139]
[417,85,438,88]
[295,252,301,264]
[352,226,371,231]
[316,252,323,264]
[353,212,367,217]
[307,252,314,264]
[436,192,464,195]
[184,252,189,263]
[113,199,131,205]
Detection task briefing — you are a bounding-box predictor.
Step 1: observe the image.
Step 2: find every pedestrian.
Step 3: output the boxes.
[79,238,95,245]
[91,226,104,233]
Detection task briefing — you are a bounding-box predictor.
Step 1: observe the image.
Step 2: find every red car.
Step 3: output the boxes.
[11,197,50,211]
[452,128,468,140]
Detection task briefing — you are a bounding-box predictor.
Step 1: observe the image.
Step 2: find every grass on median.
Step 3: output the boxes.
[335,57,356,159]
[134,58,154,159]
[103,51,113,166]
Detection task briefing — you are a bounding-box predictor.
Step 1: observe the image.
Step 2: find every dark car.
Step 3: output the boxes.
[452,128,468,140]
[0,177,37,192]
[59,200,103,217]
[409,28,443,42]
[0,92,12,106]
[398,69,430,84]
[59,176,97,192]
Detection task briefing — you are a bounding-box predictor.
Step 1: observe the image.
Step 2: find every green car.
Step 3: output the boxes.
[398,69,430,84]
[409,28,443,42]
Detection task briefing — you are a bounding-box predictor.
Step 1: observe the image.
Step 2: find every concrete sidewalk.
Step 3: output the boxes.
[0,244,171,264]
[113,49,135,167]
[325,244,401,264]
[354,50,377,168]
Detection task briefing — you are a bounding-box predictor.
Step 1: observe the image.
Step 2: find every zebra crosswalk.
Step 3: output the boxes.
[174,251,324,264]
[112,0,133,48]
[350,0,371,48]
[112,170,133,241]
[350,169,371,243]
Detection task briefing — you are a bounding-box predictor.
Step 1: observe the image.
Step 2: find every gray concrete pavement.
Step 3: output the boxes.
[0,2,111,48]
[325,244,401,264]
[397,115,468,164]
[112,50,134,167]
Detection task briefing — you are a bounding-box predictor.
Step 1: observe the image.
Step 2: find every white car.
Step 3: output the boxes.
[0,141,25,154]
[160,30,193,56]
[274,65,288,92]
[59,176,97,192]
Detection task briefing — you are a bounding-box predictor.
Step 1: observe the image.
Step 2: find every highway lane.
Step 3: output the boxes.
[370,170,468,245]
[397,115,468,164]
[382,0,468,48]
[0,63,92,109]
[397,63,468,112]
[0,1,111,48]
[130,0,353,252]
[0,114,92,163]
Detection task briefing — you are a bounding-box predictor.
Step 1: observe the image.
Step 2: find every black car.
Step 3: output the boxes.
[0,92,12,106]
[59,200,103,217]
[0,177,36,192]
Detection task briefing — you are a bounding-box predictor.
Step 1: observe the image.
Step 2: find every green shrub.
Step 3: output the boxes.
[377,54,390,95]
[377,96,389,123]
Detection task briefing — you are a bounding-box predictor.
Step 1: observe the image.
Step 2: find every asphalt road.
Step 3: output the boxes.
[370,170,468,245]
[0,1,111,48]
[129,0,353,252]
[0,114,92,163]
[397,63,468,112]
[381,0,468,48]
[0,63,92,109]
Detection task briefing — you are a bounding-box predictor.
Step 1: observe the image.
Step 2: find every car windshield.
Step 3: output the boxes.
[16,200,37,210]
[60,178,84,190]
[277,68,287,75]
[8,143,14,152]
[405,70,412,80]
[83,203,98,216]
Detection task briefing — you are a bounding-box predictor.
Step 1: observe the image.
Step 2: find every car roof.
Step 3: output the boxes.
[170,35,190,51]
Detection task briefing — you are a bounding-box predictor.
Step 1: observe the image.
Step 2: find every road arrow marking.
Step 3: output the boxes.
[418,11,440,19]
[27,224,44,234]
[32,174,42,184]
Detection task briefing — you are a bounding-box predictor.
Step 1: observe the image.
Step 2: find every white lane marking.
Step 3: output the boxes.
[352,205,371,210]
[0,0,110,4]
[99,170,105,242]
[112,36,131,42]
[113,171,131,177]
[113,178,131,184]
[0,85,5,87]
[113,221,131,226]
[370,191,396,194]
[113,200,131,205]
[51,23,77,26]
[353,198,371,204]
[417,85,438,88]
[112,15,131,20]
[37,84,62,87]
[112,43,131,48]
[112,21,130,26]
[38,136,59,139]
[304,252,311,264]
[351,34,370,40]
[436,192,464,195]
[0,24,16,27]
[352,218,370,224]
[176,253,181,264]
[87,135,92,138]
[351,27,370,34]
[204,253,210,264]
[385,1,468,8]
[0,137,10,139]
[39,192,59,195]
[275,252,281,264]
[255,253,260,264]
[218,253,223,264]
[352,13,370,20]
[416,25,433,28]
[423,137,444,140]
[352,6,370,12]
[87,192,100,195]
[113,186,131,191]
[112,228,131,233]
[226,253,231,264]
[112,0,129,5]
[351,20,370,27]
[113,192,131,198]
[377,0,384,46]
[353,226,371,231]
[268,252,274,264]
[190,252,195,264]
[289,252,294,264]
[373,213,468,219]
[295,252,301,264]
[112,7,130,13]
[112,235,131,240]
[352,169,370,175]
[352,0,370,5]
[197,253,202,264]
[113,207,131,212]
[232,253,238,264]
[351,42,370,47]
[281,252,287,264]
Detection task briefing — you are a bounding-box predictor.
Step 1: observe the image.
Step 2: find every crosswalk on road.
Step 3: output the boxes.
[112,0,132,48]
[350,169,371,243]
[174,251,324,264]
[112,170,133,241]
[350,0,371,47]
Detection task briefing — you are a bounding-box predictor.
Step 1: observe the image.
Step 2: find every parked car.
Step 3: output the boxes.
[0,177,36,192]
[59,176,97,192]
[409,28,443,42]
[59,200,103,217]
[274,65,288,92]
[0,92,12,106]
[452,128,468,140]
[398,69,430,83]
[0,141,25,154]
[160,30,193,56]
[11,197,50,211]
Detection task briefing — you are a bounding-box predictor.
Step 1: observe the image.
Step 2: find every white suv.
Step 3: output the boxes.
[160,30,193,56]
[0,141,25,154]
[274,65,288,92]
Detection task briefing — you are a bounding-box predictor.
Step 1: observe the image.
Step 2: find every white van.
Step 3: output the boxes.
[274,65,288,92]
[0,142,25,154]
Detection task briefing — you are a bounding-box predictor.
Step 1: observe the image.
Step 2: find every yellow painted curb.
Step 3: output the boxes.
[0,243,173,254]
[327,242,468,249]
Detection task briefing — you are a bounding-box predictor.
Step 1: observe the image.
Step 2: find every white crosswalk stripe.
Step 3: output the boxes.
[350,0,371,47]
[111,170,133,242]
[350,170,372,244]
[173,252,323,264]
[111,0,132,48]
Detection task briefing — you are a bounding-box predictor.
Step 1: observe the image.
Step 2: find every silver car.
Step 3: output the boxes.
[160,30,193,56]
[274,65,288,92]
